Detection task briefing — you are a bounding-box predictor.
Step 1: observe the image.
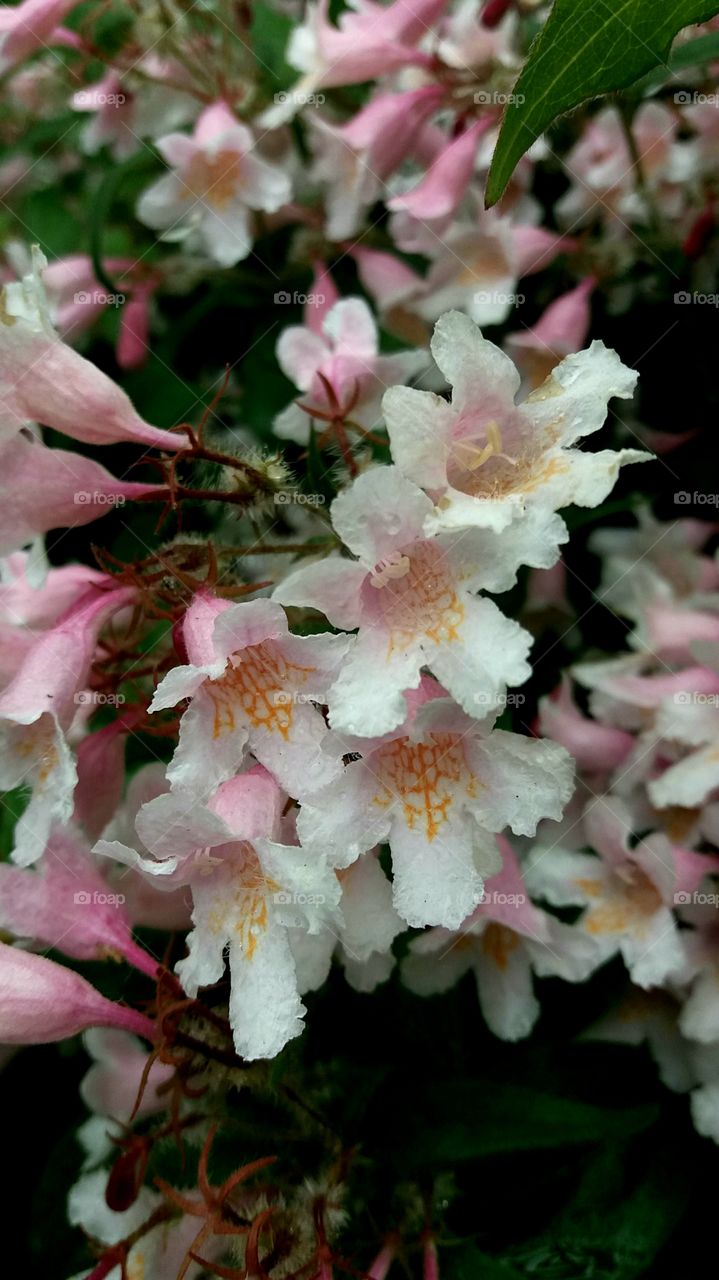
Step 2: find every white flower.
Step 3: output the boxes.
[383,310,647,541]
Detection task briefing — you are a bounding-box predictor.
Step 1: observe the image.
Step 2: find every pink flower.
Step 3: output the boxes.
[0,0,80,72]
[0,249,183,450]
[137,101,291,267]
[504,277,595,390]
[274,296,427,444]
[274,464,562,737]
[400,211,573,322]
[97,768,342,1059]
[388,119,492,237]
[0,432,164,556]
[148,590,350,799]
[81,1028,173,1121]
[295,680,572,929]
[266,0,448,121]
[539,678,634,775]
[0,552,105,688]
[0,942,154,1044]
[307,86,443,239]
[526,795,719,987]
[0,823,158,975]
[0,582,134,865]
[556,103,690,228]
[384,310,646,541]
[403,836,601,1038]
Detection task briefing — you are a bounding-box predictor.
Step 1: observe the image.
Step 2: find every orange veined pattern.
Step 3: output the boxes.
[372,543,465,655]
[206,641,316,740]
[206,858,282,962]
[372,733,477,841]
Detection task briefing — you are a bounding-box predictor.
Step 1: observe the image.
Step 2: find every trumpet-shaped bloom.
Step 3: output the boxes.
[0,583,133,865]
[0,432,164,556]
[296,684,573,929]
[0,250,183,450]
[274,465,564,737]
[274,296,427,443]
[137,101,291,267]
[0,942,154,1044]
[384,310,647,538]
[96,768,342,1060]
[0,823,157,974]
[402,837,602,1039]
[149,591,350,798]
[0,0,79,72]
[526,795,719,987]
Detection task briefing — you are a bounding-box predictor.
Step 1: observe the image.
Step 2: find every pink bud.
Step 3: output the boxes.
[506,278,594,388]
[305,261,340,335]
[116,288,152,371]
[0,943,155,1044]
[388,119,491,221]
[193,99,239,146]
[423,1237,439,1280]
[367,1238,398,1279]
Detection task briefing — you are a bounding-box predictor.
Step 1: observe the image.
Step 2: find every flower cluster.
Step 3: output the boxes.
[535,516,719,1144]
[1,0,719,1275]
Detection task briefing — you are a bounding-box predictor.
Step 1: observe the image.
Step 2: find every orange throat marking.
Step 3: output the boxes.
[372,734,475,841]
[371,543,464,655]
[206,642,315,740]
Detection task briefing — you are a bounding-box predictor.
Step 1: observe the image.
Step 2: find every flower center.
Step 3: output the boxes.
[372,733,476,841]
[182,148,244,208]
[206,641,315,740]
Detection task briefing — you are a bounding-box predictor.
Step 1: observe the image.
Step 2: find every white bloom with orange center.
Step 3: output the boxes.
[137,101,291,267]
[273,465,564,738]
[296,683,573,929]
[384,310,647,541]
[525,795,719,988]
[403,837,602,1040]
[149,591,350,800]
[0,584,134,866]
[96,768,342,1061]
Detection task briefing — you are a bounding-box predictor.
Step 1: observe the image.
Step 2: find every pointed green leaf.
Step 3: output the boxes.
[486,0,719,208]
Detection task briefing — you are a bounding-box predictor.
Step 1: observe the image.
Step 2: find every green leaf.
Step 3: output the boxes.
[447,1248,525,1280]
[370,1078,657,1168]
[250,0,295,90]
[486,0,719,207]
[635,30,719,91]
